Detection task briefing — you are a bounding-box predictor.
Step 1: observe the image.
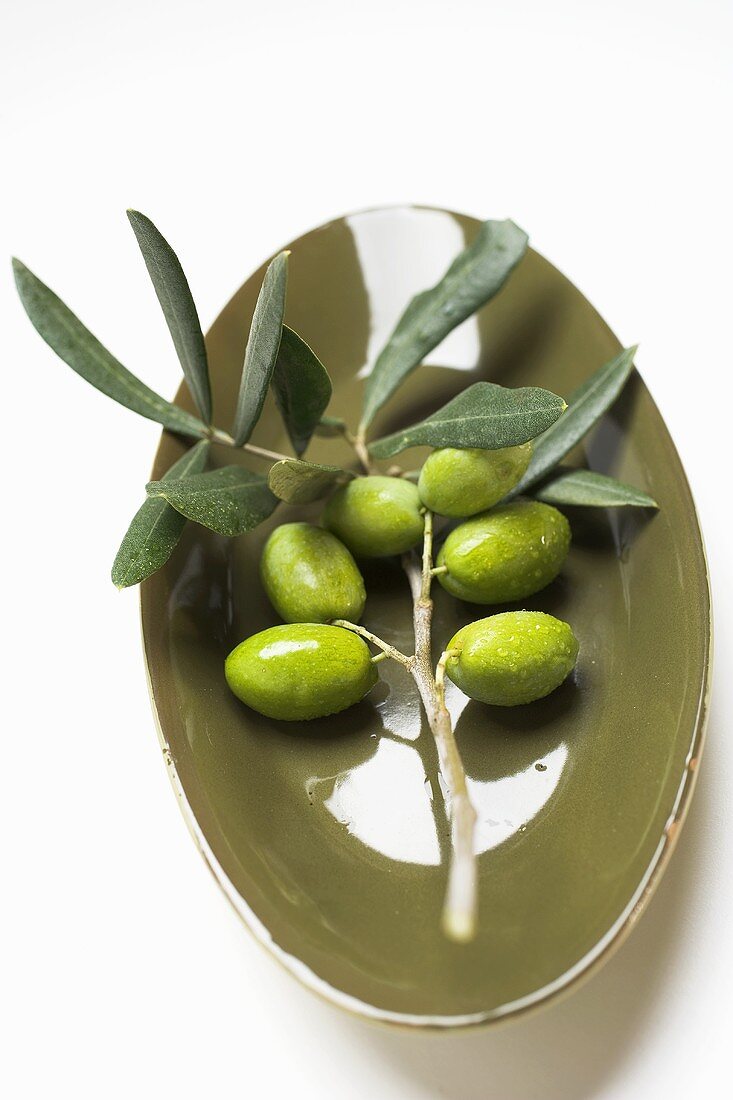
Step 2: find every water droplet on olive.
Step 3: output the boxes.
[324,476,423,558]
[418,443,532,517]
[446,611,579,706]
[260,523,366,624]
[225,624,378,721]
[436,501,571,604]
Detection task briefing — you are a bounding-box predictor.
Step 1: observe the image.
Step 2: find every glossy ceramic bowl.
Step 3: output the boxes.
[141,207,710,1027]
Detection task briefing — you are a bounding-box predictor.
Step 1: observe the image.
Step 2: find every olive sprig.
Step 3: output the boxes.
[14,209,658,944]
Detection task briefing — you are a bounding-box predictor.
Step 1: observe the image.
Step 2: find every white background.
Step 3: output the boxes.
[1,2,731,1097]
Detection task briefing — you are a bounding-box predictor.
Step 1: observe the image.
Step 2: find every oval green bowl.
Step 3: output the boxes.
[141,207,711,1027]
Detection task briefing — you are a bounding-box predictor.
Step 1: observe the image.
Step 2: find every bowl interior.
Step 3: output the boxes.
[141,207,709,1025]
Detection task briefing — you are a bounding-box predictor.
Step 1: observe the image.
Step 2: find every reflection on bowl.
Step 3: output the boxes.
[316,681,568,866]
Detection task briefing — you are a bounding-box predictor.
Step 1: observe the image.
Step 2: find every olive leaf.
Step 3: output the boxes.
[368,382,565,459]
[268,459,353,504]
[111,440,210,589]
[147,465,278,536]
[271,326,332,455]
[127,210,212,423]
[231,251,289,446]
[359,219,529,432]
[533,467,658,508]
[508,346,638,499]
[13,259,208,439]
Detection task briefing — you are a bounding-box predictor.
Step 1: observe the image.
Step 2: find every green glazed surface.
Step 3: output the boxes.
[141,206,710,1027]
[418,443,532,517]
[260,523,366,624]
[437,500,571,604]
[446,612,579,706]
[324,475,423,557]
[225,623,377,721]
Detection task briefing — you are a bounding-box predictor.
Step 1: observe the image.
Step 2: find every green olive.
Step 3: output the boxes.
[225,624,377,721]
[436,500,570,604]
[418,443,532,517]
[323,476,424,558]
[260,523,366,624]
[445,611,579,706]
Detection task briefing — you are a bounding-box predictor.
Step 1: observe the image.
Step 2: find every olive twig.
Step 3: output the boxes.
[330,620,413,668]
[345,429,376,475]
[403,511,479,943]
[323,419,372,473]
[208,427,292,464]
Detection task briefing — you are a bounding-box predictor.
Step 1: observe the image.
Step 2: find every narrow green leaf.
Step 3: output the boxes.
[359,219,529,431]
[508,346,638,499]
[231,252,289,445]
[147,466,278,536]
[111,441,210,588]
[368,382,565,459]
[271,326,332,455]
[127,210,212,423]
[268,459,353,504]
[13,259,208,439]
[533,468,658,508]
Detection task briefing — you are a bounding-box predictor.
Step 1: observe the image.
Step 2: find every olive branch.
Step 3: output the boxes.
[13,210,657,942]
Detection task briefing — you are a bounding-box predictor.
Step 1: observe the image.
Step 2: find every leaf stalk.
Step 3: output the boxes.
[345,429,375,475]
[208,426,292,465]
